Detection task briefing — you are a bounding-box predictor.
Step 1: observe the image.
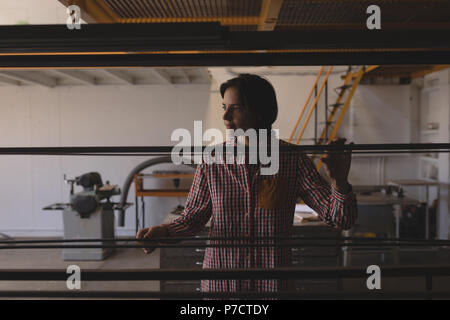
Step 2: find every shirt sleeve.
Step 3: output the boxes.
[296,154,358,230]
[163,163,212,237]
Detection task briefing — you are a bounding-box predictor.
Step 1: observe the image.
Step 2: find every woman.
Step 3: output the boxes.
[137,74,357,293]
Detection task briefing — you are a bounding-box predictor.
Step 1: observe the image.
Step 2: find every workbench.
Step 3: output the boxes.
[356,192,421,239]
[133,172,194,234]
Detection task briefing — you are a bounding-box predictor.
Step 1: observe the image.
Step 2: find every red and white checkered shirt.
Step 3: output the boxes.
[164,139,357,292]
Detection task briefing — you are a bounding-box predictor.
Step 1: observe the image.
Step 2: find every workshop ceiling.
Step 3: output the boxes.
[60,0,450,31]
[361,65,450,79]
[276,0,450,30]
[0,65,446,87]
[58,0,447,79]
[0,67,211,88]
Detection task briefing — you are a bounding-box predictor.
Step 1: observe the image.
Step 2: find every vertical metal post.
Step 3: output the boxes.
[425,186,429,239]
[336,238,343,291]
[425,273,433,300]
[296,66,334,144]
[141,197,145,229]
[289,67,325,143]
[393,204,401,238]
[135,196,138,235]
[314,84,318,144]
[325,80,328,141]
[436,184,440,239]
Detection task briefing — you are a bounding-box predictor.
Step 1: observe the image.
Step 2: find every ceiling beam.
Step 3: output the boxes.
[258,0,284,31]
[0,75,20,86]
[349,65,450,79]
[149,69,172,85]
[342,65,379,79]
[177,69,190,84]
[0,71,56,87]
[54,70,96,85]
[103,69,134,84]
[411,65,450,79]
[198,68,211,83]
[362,73,414,78]
[58,0,119,23]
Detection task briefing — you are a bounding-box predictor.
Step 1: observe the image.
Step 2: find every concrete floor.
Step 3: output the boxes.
[0,243,160,293]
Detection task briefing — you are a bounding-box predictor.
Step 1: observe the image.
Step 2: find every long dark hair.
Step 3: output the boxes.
[220,74,278,129]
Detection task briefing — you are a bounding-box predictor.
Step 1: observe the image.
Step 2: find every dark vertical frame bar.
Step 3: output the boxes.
[314,84,318,143]
[325,80,329,141]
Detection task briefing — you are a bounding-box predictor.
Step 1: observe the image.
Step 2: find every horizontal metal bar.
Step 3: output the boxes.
[1,265,449,281]
[1,51,449,68]
[0,143,449,155]
[8,151,450,158]
[2,236,448,245]
[0,23,225,54]
[1,290,449,299]
[1,242,448,250]
[0,24,449,54]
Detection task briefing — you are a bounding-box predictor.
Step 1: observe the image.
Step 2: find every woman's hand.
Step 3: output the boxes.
[321,137,353,194]
[136,225,169,254]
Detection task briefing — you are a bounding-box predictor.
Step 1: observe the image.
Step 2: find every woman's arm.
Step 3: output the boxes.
[162,162,212,237]
[296,154,357,230]
[136,163,212,253]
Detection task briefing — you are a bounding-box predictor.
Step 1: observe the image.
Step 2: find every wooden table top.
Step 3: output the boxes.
[356,192,420,205]
[389,179,439,186]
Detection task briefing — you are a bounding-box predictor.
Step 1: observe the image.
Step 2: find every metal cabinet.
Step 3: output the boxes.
[160,233,206,295]
[290,225,341,292]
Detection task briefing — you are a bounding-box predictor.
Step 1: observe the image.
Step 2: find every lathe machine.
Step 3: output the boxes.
[44,172,129,260]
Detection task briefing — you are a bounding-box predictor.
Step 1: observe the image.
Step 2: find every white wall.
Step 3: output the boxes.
[0,66,433,237]
[343,85,414,144]
[0,0,72,25]
[423,70,450,240]
[341,84,421,187]
[0,84,210,236]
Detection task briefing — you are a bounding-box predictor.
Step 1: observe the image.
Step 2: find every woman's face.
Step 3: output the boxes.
[222,87,257,131]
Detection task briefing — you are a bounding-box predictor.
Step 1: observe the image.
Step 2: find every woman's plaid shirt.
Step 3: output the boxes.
[164,139,357,292]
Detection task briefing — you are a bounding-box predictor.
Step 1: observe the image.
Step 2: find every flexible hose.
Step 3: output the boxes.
[118,156,196,226]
